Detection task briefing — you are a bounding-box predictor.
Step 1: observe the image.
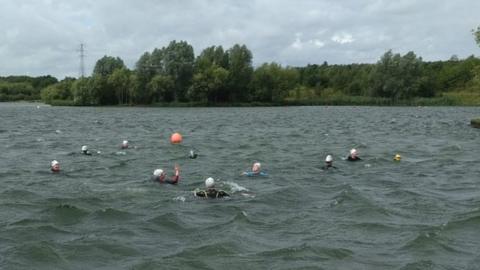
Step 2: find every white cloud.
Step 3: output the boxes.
[332,33,355,44]
[312,39,325,48]
[291,37,303,50]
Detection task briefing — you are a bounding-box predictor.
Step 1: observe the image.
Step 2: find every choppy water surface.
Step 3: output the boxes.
[1,103,479,269]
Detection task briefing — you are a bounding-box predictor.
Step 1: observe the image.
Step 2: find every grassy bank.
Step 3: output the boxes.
[39,92,480,107]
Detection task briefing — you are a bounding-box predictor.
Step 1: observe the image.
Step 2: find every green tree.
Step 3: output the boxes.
[32,75,58,90]
[93,56,126,77]
[89,74,114,105]
[40,78,75,104]
[188,65,229,102]
[163,40,195,102]
[251,63,299,102]
[129,72,152,104]
[148,74,175,102]
[91,55,128,105]
[108,68,131,104]
[474,26,480,46]
[190,46,230,102]
[195,46,229,71]
[227,44,253,102]
[72,77,96,105]
[370,50,423,100]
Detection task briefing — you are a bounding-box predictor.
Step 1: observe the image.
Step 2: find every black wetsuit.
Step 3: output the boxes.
[347,156,361,161]
[82,150,92,155]
[195,189,229,198]
[152,175,179,185]
[322,163,337,170]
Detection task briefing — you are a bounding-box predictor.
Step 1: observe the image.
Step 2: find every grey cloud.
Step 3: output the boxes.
[0,0,479,78]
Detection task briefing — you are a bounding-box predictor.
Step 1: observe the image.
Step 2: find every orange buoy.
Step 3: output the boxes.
[170,132,183,144]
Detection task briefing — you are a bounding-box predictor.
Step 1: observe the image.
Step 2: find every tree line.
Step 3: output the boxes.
[5,27,480,106]
[0,75,57,101]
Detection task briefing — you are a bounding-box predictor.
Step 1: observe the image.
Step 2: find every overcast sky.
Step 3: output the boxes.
[1,0,479,79]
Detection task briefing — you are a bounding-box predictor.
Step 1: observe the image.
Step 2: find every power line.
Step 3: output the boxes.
[78,43,86,78]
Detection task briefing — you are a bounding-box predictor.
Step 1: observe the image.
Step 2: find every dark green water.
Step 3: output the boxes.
[1,103,479,269]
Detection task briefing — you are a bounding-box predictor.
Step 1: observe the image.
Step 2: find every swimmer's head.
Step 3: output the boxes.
[82,145,88,152]
[325,155,333,163]
[205,177,215,188]
[350,148,357,157]
[121,140,129,148]
[153,169,164,176]
[51,160,60,171]
[394,154,401,161]
[252,162,261,173]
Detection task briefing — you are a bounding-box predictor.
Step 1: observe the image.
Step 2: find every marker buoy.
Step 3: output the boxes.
[170,133,183,144]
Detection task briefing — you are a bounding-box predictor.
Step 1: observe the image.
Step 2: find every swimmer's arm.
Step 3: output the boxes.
[167,165,180,184]
[219,191,229,197]
[195,190,206,197]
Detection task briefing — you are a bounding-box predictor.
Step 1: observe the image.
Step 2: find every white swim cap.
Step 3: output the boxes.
[254,162,261,168]
[205,177,215,188]
[123,140,128,145]
[153,169,163,176]
[326,155,333,162]
[51,160,59,166]
[82,145,88,151]
[350,148,357,155]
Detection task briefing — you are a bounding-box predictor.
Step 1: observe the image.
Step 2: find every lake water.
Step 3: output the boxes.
[1,103,479,269]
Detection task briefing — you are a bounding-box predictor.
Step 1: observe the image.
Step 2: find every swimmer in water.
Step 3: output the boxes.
[189,149,198,159]
[347,148,362,161]
[152,165,180,184]
[394,154,401,161]
[51,160,60,172]
[322,155,337,170]
[121,140,129,149]
[195,177,229,198]
[242,162,268,176]
[81,145,92,155]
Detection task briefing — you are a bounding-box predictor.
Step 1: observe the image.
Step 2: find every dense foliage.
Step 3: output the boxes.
[0,76,57,101]
[3,32,480,106]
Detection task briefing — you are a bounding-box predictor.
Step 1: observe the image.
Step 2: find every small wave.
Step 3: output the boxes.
[399,260,436,270]
[125,187,148,193]
[224,181,249,193]
[46,204,90,225]
[147,212,192,231]
[329,186,393,218]
[173,196,186,202]
[258,243,353,260]
[442,209,480,231]
[90,208,136,222]
[0,189,40,200]
[164,241,238,259]
[400,230,463,255]
[4,241,68,267]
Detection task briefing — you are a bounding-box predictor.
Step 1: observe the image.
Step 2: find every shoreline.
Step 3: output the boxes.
[8,97,479,107]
